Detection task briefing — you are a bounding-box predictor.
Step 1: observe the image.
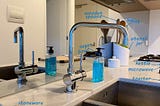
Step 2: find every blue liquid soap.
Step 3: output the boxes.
[45,46,56,76]
[92,59,104,82]
[45,56,56,76]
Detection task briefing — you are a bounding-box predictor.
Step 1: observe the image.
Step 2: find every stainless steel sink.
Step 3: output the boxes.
[0,65,45,80]
[80,79,160,106]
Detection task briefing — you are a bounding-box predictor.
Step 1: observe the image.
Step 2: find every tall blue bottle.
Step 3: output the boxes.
[45,46,56,76]
[92,48,104,82]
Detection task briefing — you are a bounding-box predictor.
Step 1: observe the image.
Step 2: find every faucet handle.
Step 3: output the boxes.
[32,51,35,65]
[80,53,83,71]
[15,65,38,75]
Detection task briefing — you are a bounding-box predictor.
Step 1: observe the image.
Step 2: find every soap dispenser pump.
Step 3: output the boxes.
[92,48,104,82]
[48,46,54,55]
[45,46,56,76]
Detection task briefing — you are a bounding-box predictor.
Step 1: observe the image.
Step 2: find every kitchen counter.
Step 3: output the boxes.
[0,57,160,106]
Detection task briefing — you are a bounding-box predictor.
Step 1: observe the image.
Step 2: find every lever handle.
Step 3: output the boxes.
[32,51,34,65]
[80,53,83,71]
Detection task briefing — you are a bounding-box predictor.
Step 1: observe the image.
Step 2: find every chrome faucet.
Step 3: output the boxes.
[63,22,129,93]
[14,27,25,67]
[14,27,38,85]
[63,53,86,92]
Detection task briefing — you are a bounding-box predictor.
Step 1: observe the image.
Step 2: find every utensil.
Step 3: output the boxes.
[100,20,109,43]
[118,20,126,44]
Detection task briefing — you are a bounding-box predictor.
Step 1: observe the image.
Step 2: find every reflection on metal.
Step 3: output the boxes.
[83,79,160,106]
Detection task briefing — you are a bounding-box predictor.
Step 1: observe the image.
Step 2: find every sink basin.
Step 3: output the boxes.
[80,79,160,106]
[0,65,45,80]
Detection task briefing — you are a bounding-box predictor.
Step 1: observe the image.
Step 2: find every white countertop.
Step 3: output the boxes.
[0,57,160,106]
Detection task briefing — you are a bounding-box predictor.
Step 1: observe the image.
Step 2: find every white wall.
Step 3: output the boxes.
[47,0,75,56]
[0,0,46,66]
[148,10,160,54]
[121,11,149,56]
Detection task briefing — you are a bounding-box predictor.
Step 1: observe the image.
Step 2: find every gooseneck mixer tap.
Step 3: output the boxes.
[63,22,129,93]
[14,27,38,85]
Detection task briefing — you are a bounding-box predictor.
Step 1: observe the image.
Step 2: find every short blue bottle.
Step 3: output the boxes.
[92,48,104,82]
[45,46,56,76]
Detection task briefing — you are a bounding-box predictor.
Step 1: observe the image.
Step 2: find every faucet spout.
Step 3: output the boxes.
[14,27,25,67]
[68,22,128,74]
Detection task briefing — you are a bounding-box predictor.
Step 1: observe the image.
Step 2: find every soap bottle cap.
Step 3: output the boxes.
[47,46,54,55]
[96,48,103,57]
[112,56,116,59]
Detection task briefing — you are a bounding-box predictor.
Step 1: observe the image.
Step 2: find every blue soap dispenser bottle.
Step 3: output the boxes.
[92,48,104,82]
[45,46,56,76]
